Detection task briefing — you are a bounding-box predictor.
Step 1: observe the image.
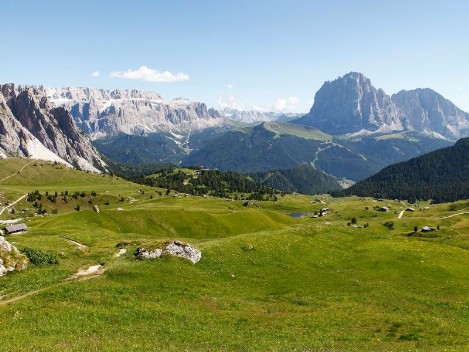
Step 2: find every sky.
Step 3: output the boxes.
[1,0,469,113]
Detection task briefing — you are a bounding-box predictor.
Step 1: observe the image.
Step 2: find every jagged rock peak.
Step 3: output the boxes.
[0,83,106,172]
[38,86,163,102]
[36,86,224,139]
[295,72,403,135]
[391,88,469,139]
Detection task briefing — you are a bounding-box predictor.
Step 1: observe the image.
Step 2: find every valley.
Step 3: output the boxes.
[0,159,467,350]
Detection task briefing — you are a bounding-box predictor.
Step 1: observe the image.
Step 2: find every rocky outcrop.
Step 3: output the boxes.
[40,87,224,139]
[0,84,107,172]
[392,88,469,139]
[294,72,469,140]
[0,236,28,276]
[135,240,201,263]
[295,72,403,135]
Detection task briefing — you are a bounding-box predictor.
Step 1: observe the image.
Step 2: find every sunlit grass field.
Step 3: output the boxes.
[0,159,468,351]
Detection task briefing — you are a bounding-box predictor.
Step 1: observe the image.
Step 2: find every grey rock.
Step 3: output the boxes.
[0,236,28,276]
[135,240,201,264]
[38,87,224,139]
[0,84,106,172]
[295,72,402,135]
[392,88,469,139]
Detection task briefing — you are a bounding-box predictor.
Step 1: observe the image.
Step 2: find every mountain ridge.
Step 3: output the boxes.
[294,72,469,140]
[0,84,106,172]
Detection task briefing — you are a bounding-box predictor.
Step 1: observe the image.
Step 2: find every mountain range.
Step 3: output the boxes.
[294,72,469,139]
[0,84,106,172]
[1,72,468,184]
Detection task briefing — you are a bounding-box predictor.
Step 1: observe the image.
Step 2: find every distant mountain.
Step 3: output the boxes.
[251,164,341,194]
[0,84,106,172]
[183,122,451,181]
[336,137,469,203]
[40,87,224,139]
[391,88,469,139]
[293,72,469,140]
[294,72,403,135]
[220,108,303,123]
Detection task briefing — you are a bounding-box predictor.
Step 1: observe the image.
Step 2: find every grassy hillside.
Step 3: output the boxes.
[0,159,468,351]
[262,121,331,141]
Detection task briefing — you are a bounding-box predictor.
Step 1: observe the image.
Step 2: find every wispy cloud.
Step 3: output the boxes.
[227,83,234,89]
[253,97,299,113]
[90,71,100,77]
[217,94,243,110]
[273,97,299,112]
[110,66,189,82]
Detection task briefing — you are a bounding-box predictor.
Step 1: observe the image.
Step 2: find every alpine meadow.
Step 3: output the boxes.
[1,1,469,351]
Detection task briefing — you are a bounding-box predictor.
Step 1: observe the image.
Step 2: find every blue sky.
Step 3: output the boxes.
[1,0,468,113]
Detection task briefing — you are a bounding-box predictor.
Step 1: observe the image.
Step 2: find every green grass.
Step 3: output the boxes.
[0,159,468,351]
[263,121,332,141]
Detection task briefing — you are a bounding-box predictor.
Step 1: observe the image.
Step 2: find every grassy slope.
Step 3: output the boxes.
[263,121,332,141]
[0,159,468,351]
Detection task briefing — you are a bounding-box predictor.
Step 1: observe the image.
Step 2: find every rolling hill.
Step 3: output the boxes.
[336,137,469,203]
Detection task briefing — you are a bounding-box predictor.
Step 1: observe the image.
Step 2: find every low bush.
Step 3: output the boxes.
[21,247,60,265]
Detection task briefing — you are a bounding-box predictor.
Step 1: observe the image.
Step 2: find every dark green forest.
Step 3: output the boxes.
[251,164,340,195]
[335,138,469,203]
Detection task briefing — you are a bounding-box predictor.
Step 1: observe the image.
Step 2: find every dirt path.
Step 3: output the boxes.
[1,244,128,306]
[68,264,104,279]
[0,161,32,183]
[441,212,469,219]
[397,210,405,219]
[66,238,87,249]
[0,194,28,215]
[0,269,104,306]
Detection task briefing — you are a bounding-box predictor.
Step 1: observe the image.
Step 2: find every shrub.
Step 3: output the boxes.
[383,221,395,230]
[21,247,59,265]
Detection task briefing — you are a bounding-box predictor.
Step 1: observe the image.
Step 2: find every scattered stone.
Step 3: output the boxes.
[93,204,100,214]
[0,236,28,276]
[135,240,202,263]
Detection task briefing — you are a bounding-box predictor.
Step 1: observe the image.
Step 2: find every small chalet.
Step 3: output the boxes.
[378,206,389,212]
[4,223,28,235]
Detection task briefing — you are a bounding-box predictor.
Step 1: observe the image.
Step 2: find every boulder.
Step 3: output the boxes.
[0,236,28,276]
[135,240,201,264]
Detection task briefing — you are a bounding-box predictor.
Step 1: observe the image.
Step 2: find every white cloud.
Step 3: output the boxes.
[252,105,269,112]
[110,66,189,82]
[217,94,243,110]
[90,71,100,77]
[227,83,234,89]
[273,97,299,112]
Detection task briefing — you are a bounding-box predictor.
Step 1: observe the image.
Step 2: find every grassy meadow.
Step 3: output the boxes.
[0,158,468,351]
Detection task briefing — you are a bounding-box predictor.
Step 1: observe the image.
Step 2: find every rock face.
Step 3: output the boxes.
[294,72,469,139]
[0,84,106,172]
[391,88,469,139]
[295,72,403,135]
[0,236,28,276]
[39,87,224,139]
[135,240,201,264]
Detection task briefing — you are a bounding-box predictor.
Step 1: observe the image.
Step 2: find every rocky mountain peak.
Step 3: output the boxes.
[0,83,106,171]
[293,72,469,140]
[391,88,469,139]
[39,87,224,139]
[295,72,402,135]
